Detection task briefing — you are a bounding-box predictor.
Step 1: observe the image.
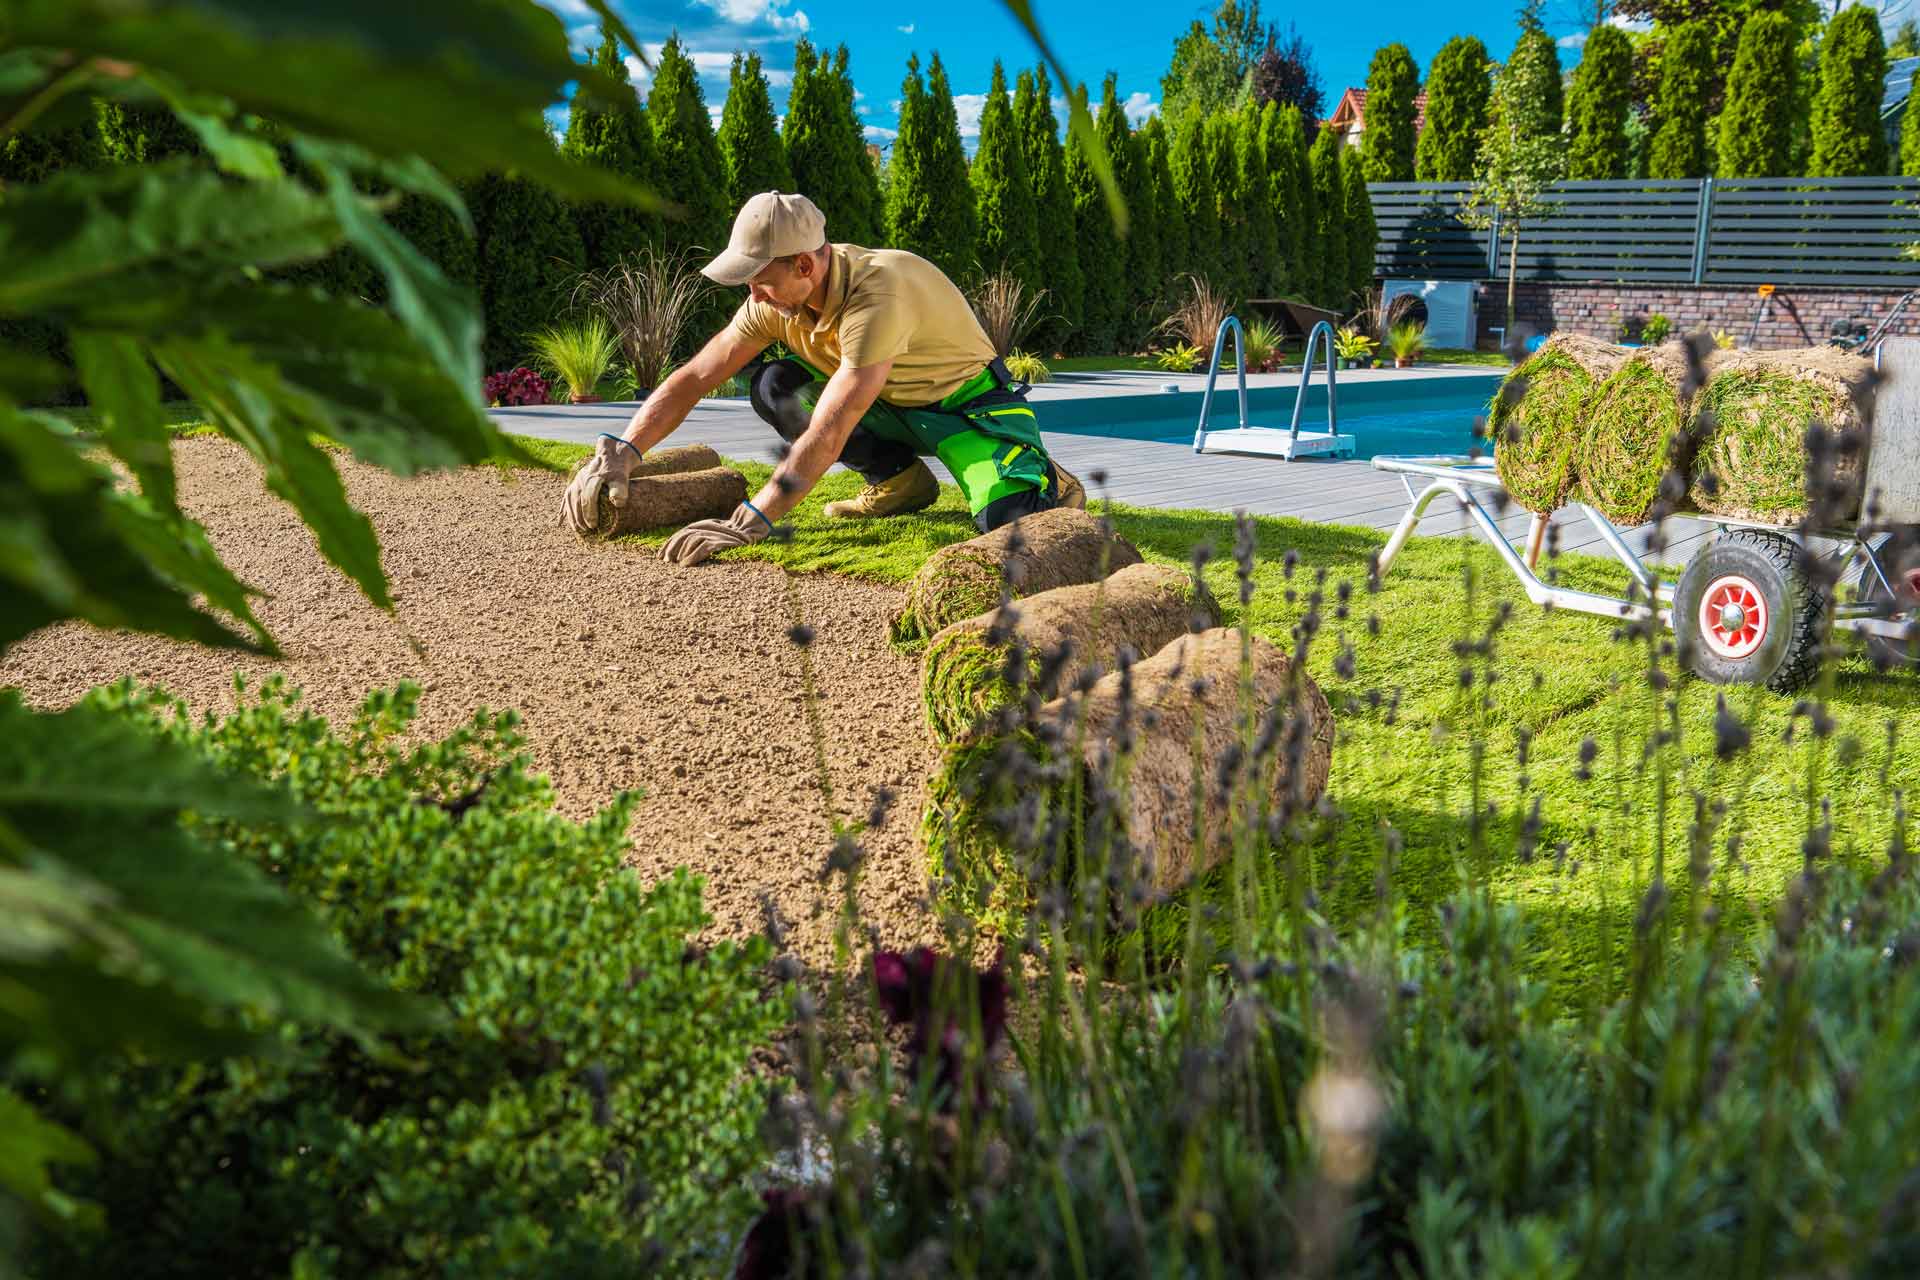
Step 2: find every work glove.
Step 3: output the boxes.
[660,502,775,567]
[561,433,640,536]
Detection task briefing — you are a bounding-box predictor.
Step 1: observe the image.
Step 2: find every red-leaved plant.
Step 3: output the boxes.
[483,366,551,407]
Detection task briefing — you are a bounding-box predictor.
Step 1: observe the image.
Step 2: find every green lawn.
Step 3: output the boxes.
[518,432,1918,1007]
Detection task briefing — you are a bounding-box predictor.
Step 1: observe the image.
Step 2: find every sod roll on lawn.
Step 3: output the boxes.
[1692,347,1877,524]
[586,443,747,536]
[924,627,1334,929]
[890,506,1144,647]
[919,562,1218,748]
[1575,340,1719,526]
[1491,333,1630,514]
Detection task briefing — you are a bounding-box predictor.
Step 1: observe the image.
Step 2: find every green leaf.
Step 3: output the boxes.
[0,162,342,320]
[152,334,392,609]
[7,1,661,206]
[68,331,176,513]
[0,406,270,655]
[293,141,483,397]
[0,1086,100,1231]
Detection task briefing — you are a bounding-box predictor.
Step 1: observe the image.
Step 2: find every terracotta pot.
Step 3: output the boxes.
[1394,356,1414,369]
[569,391,601,404]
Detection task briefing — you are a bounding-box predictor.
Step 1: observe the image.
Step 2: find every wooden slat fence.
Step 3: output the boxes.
[1369,177,1920,288]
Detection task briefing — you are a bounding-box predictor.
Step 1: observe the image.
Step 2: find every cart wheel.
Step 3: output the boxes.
[1674,529,1827,694]
[1856,528,1920,671]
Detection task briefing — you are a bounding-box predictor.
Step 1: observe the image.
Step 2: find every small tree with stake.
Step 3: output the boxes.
[1463,42,1564,339]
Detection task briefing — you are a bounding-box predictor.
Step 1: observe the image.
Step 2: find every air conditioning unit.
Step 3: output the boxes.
[1381,279,1477,350]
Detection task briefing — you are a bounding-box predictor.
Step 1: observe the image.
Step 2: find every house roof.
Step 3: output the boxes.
[1885,56,1920,119]
[1323,87,1429,133]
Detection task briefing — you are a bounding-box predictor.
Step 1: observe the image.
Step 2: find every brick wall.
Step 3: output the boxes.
[1473,281,1920,350]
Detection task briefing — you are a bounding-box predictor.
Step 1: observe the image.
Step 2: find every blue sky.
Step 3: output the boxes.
[538,1,1906,149]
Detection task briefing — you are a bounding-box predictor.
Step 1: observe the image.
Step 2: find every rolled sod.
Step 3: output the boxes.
[1490,333,1630,514]
[1574,341,1718,526]
[918,562,1218,748]
[1692,347,1877,525]
[593,467,748,536]
[922,628,1335,930]
[889,506,1144,648]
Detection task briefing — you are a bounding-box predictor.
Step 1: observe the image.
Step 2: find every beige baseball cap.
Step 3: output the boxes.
[701,191,827,286]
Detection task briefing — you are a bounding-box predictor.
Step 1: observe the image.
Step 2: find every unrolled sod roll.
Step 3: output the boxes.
[1490,333,1631,514]
[1692,346,1877,525]
[889,506,1144,648]
[1574,340,1719,527]
[923,628,1335,928]
[593,467,749,536]
[919,562,1218,747]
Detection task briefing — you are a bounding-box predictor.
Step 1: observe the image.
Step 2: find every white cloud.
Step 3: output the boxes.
[952,92,986,138]
[695,0,810,34]
[859,103,871,114]
[539,0,595,19]
[1122,91,1157,124]
[897,23,915,34]
[864,124,898,142]
[1557,32,1586,50]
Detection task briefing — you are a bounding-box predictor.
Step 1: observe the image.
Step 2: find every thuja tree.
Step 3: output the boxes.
[1307,126,1347,310]
[1206,109,1248,306]
[1360,42,1419,183]
[1810,4,1888,178]
[469,164,587,371]
[1417,35,1490,182]
[1906,95,1920,178]
[1169,102,1221,300]
[1144,116,1188,292]
[718,52,793,208]
[1236,103,1280,297]
[563,27,658,272]
[1466,37,1565,330]
[649,35,729,257]
[1343,150,1377,307]
[1567,22,1632,180]
[1504,17,1564,146]
[1066,82,1124,352]
[1718,11,1798,179]
[1015,65,1082,350]
[1648,20,1712,179]
[887,53,976,281]
[975,60,1043,295]
[1098,76,1161,348]
[785,41,881,246]
[1262,102,1308,297]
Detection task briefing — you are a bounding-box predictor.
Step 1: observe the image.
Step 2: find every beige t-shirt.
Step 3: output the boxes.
[723,243,996,406]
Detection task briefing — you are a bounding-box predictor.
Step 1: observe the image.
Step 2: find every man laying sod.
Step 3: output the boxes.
[560,191,1084,565]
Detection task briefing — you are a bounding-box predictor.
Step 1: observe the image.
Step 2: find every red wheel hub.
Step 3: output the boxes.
[1699,574,1768,660]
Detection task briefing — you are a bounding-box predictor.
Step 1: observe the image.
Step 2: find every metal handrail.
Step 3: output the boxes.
[1193,316,1342,453]
[1192,315,1248,451]
[1289,320,1339,442]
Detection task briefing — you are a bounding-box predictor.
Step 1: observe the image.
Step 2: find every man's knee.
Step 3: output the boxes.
[973,482,1058,533]
[748,357,817,442]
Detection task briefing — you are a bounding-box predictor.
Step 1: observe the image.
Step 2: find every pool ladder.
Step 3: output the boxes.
[1191,318,1356,460]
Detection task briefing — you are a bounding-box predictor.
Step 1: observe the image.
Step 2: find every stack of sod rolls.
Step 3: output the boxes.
[581,444,748,537]
[889,506,1144,647]
[918,562,1219,747]
[1574,340,1719,526]
[1692,346,1877,525]
[1490,333,1630,513]
[922,627,1335,931]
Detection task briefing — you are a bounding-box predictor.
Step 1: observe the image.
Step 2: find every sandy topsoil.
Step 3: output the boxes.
[1,438,941,965]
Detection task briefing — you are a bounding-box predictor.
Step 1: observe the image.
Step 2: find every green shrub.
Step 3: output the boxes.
[1640,311,1672,344]
[36,680,782,1279]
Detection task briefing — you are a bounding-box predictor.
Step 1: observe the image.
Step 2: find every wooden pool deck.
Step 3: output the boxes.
[492,364,1719,567]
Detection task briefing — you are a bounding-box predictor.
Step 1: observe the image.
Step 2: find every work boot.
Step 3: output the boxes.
[823,458,939,519]
[1049,460,1086,510]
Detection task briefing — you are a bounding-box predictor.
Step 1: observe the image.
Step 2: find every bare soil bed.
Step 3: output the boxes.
[1,438,941,964]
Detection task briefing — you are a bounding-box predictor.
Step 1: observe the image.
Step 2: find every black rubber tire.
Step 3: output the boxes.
[1855,528,1920,671]
[1674,529,1827,694]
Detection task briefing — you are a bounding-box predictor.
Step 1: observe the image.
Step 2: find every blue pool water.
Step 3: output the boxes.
[1040,374,1504,459]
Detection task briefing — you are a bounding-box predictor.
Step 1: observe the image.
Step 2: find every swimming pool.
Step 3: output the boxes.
[1038,373,1504,459]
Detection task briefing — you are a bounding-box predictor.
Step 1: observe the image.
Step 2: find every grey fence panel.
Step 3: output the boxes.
[1368,177,1920,288]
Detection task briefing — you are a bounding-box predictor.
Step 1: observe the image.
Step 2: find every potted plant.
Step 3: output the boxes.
[1332,326,1377,370]
[531,314,620,404]
[570,246,714,404]
[1386,320,1426,369]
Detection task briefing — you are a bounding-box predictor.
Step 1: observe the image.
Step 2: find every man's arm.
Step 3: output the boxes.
[619,327,765,455]
[749,360,892,523]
